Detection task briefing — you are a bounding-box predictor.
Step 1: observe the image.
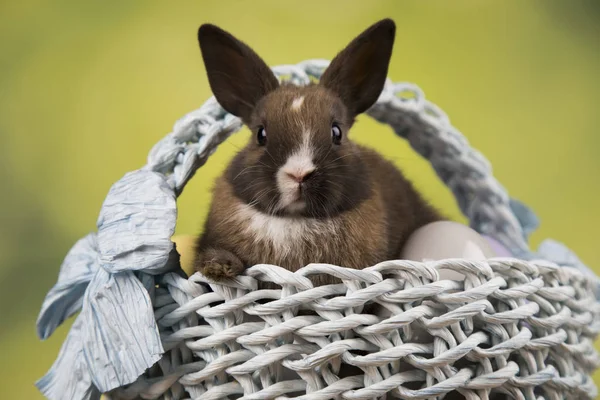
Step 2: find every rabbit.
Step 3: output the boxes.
[193,18,443,286]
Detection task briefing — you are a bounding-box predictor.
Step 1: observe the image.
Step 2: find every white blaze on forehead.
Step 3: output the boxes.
[291,96,304,111]
[276,127,315,210]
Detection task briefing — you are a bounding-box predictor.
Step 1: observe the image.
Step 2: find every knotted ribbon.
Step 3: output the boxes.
[36,169,178,399]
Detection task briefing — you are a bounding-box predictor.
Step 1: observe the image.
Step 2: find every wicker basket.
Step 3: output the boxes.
[36,60,600,400]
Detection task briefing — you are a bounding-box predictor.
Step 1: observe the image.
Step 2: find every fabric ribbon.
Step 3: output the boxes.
[36,169,178,399]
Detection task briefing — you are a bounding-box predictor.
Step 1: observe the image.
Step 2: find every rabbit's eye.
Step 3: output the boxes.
[257,126,267,146]
[331,123,342,145]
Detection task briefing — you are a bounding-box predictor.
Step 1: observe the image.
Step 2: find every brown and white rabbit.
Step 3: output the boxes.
[193,19,442,286]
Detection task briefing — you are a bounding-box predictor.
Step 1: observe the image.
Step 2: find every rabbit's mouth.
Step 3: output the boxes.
[276,180,307,215]
[284,198,307,215]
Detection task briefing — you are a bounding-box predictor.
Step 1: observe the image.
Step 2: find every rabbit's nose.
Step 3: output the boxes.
[286,168,315,183]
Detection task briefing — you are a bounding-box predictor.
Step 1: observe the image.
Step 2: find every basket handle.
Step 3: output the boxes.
[147,59,533,257]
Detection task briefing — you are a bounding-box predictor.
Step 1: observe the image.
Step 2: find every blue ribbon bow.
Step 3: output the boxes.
[36,169,178,399]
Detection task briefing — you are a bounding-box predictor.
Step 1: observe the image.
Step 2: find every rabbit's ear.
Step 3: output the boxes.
[198,24,279,122]
[320,19,395,116]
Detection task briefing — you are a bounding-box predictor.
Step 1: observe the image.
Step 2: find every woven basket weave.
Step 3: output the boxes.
[37,60,600,400]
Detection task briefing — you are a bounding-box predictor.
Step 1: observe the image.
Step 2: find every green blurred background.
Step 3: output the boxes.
[1,0,598,398]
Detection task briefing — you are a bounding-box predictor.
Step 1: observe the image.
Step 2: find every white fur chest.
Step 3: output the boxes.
[234,203,337,259]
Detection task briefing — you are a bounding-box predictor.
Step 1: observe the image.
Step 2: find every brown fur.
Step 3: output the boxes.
[193,19,443,285]
[197,145,440,286]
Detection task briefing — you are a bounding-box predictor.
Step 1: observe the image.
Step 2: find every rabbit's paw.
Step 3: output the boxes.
[196,248,244,281]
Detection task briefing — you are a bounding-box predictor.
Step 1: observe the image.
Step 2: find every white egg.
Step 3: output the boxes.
[400,221,496,281]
